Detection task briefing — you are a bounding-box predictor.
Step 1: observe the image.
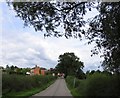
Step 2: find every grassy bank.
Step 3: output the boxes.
[2,74,56,98]
[66,73,120,97]
[66,76,82,97]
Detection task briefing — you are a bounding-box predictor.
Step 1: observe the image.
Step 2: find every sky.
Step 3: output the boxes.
[0,2,103,72]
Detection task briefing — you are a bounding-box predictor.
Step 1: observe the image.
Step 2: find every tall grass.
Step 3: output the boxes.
[2,74,56,96]
[66,73,120,97]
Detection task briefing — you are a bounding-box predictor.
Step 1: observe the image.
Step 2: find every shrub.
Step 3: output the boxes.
[78,73,120,97]
[66,73,120,97]
[2,74,56,95]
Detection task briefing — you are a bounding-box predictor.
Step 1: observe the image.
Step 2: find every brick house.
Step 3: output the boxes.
[41,69,46,75]
[30,65,46,75]
[30,65,40,75]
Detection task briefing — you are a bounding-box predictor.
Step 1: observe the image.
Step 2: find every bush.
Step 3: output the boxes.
[85,73,120,96]
[66,73,120,97]
[2,74,56,95]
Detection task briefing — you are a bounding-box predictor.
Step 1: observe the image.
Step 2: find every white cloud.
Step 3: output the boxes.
[1,30,103,71]
[1,2,104,72]
[1,32,56,68]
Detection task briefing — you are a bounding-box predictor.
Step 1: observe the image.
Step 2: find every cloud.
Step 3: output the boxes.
[1,2,103,71]
[1,32,57,69]
[1,30,103,71]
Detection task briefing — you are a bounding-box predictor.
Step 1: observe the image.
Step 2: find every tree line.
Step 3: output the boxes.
[2,65,31,75]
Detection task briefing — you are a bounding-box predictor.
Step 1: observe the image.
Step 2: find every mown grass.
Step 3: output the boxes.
[66,73,120,98]
[2,74,56,98]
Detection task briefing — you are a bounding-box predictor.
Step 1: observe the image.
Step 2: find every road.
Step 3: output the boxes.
[31,78,72,97]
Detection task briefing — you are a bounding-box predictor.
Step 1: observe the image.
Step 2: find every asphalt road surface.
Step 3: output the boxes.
[32,78,72,97]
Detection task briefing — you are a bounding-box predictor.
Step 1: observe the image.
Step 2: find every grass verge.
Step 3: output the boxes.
[65,76,81,97]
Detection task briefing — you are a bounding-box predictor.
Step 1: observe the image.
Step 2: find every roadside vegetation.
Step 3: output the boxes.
[66,71,120,97]
[2,74,56,98]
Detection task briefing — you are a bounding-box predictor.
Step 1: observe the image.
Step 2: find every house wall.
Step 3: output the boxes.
[41,70,45,75]
[34,67,40,75]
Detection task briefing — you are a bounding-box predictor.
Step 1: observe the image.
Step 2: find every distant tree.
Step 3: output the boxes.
[86,70,90,75]
[49,68,54,72]
[6,65,11,74]
[4,65,32,75]
[10,65,15,70]
[8,65,15,74]
[95,70,101,73]
[76,68,86,79]
[45,68,57,75]
[55,52,84,77]
[89,70,95,75]
[6,65,9,69]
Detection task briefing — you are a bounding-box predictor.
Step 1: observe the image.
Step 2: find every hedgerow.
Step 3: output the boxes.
[66,73,120,97]
[2,74,56,95]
